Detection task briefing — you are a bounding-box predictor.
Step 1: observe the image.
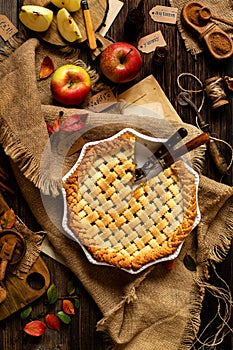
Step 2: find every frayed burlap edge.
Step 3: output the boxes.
[170,0,233,56]
[0,36,107,197]
[0,32,28,62]
[179,185,233,349]
[169,0,204,56]
[0,118,42,189]
[0,114,64,197]
[95,179,233,350]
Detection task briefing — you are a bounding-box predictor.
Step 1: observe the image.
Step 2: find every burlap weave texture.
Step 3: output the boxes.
[169,0,233,55]
[0,38,233,349]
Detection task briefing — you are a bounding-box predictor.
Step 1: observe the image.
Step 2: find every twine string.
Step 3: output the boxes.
[177,73,233,176]
[205,77,227,106]
[192,262,233,349]
[177,72,205,113]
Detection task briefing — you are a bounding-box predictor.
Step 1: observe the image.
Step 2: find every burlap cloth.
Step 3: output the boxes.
[169,0,233,55]
[0,38,233,349]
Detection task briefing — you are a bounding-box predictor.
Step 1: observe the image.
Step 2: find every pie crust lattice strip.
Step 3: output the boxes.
[63,130,198,271]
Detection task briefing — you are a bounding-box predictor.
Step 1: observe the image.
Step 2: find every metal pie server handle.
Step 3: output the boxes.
[152,127,188,159]
[135,127,188,181]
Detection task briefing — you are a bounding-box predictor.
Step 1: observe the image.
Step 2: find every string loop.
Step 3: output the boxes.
[204,76,229,109]
[177,73,233,177]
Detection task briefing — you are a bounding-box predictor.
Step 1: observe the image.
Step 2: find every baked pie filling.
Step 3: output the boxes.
[63,131,197,271]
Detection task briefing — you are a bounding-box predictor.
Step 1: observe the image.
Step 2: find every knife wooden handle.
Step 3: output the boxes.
[163,132,210,166]
[82,1,97,50]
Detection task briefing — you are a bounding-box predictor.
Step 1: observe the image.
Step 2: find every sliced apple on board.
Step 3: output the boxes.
[57,8,82,42]
[19,5,53,32]
[51,0,81,12]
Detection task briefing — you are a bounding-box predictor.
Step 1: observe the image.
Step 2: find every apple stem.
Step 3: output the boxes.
[120,48,133,64]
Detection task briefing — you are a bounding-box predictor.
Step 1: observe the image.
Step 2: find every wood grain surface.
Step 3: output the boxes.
[0,0,233,349]
[22,0,108,45]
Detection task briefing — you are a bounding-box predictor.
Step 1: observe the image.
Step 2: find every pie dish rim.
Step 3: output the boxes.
[61,127,201,274]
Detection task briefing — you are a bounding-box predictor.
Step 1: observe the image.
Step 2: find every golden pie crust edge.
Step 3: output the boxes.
[63,131,197,271]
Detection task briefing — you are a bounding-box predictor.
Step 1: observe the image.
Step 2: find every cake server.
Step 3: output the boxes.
[135,132,210,181]
[135,127,188,181]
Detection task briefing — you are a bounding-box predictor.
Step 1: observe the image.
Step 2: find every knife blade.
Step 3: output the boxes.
[135,127,188,181]
[81,0,97,51]
[135,132,210,182]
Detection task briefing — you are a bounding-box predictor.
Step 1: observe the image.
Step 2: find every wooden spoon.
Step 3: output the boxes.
[199,7,233,27]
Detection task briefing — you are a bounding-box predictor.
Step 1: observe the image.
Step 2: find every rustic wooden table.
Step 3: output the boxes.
[0,0,232,349]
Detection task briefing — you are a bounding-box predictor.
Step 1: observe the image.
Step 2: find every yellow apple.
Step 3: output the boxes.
[19,5,53,32]
[51,0,81,12]
[57,8,82,42]
[51,64,91,105]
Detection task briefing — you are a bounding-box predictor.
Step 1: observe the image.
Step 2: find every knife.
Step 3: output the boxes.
[81,0,97,51]
[135,127,188,181]
[135,132,210,182]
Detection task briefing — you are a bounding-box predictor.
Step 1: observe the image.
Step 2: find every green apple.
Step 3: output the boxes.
[51,0,81,12]
[19,5,53,32]
[50,64,91,106]
[57,8,82,42]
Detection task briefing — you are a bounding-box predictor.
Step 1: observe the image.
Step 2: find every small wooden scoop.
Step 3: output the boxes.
[0,238,17,281]
[199,7,233,27]
[181,1,233,60]
[0,230,25,281]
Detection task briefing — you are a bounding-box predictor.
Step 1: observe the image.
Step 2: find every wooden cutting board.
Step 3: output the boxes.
[23,0,109,46]
[0,256,50,321]
[0,193,50,321]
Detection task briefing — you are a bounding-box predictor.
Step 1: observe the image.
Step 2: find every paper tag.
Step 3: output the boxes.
[0,15,18,41]
[149,6,178,24]
[88,87,117,112]
[138,31,166,54]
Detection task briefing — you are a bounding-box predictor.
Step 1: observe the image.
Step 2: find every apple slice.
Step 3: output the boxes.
[57,8,82,43]
[19,5,53,32]
[51,0,81,12]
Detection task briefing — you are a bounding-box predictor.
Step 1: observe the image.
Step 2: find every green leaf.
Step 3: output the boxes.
[47,283,58,304]
[74,299,80,309]
[67,280,76,296]
[183,254,197,271]
[20,306,32,320]
[56,311,71,324]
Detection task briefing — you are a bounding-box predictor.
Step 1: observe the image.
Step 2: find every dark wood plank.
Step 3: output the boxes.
[0,0,232,349]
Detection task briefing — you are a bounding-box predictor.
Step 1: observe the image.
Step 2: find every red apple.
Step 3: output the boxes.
[100,42,142,83]
[51,64,91,105]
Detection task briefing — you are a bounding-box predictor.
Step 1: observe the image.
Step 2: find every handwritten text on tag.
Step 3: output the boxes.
[88,87,117,112]
[0,15,18,41]
[138,31,166,54]
[149,6,178,24]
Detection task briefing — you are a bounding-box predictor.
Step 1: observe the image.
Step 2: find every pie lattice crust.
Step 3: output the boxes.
[63,131,197,271]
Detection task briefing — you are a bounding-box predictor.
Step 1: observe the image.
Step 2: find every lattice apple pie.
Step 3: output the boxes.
[62,130,198,271]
